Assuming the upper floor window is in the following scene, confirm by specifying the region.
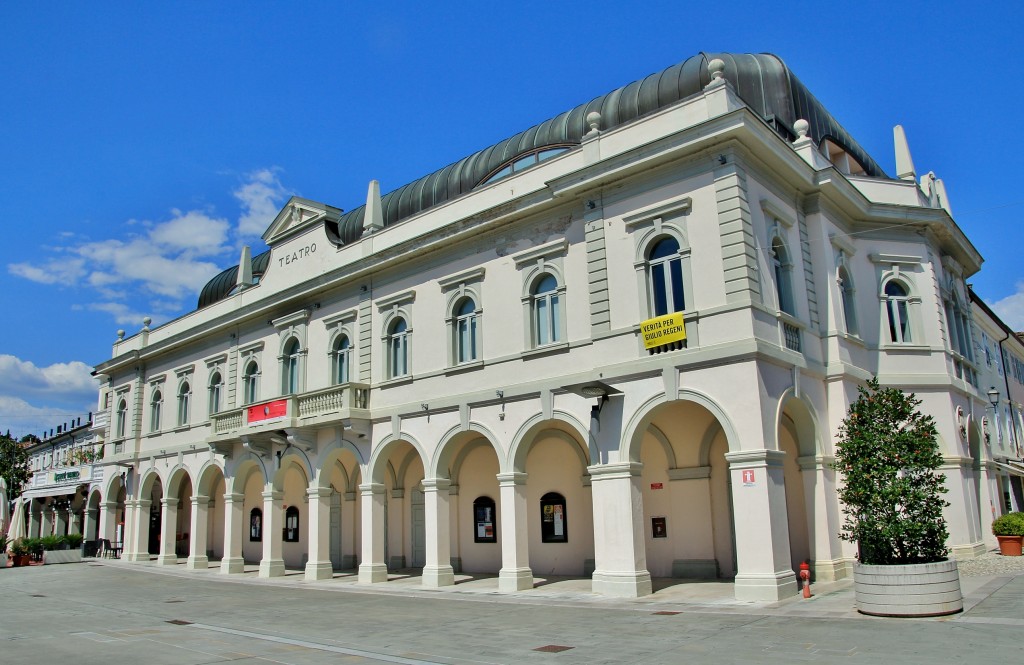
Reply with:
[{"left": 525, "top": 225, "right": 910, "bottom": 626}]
[
  {"left": 115, "top": 398, "right": 128, "bottom": 438},
  {"left": 944, "top": 295, "right": 974, "bottom": 362},
  {"left": 388, "top": 317, "right": 410, "bottom": 378},
  {"left": 647, "top": 237, "right": 684, "bottom": 317},
  {"left": 177, "top": 381, "right": 191, "bottom": 427},
  {"left": 243, "top": 361, "right": 260, "bottom": 405},
  {"left": 480, "top": 146, "right": 570, "bottom": 186},
  {"left": 333, "top": 334, "right": 351, "bottom": 384},
  {"left": 208, "top": 371, "right": 223, "bottom": 415},
  {"left": 837, "top": 264, "right": 858, "bottom": 336},
  {"left": 883, "top": 280, "right": 913, "bottom": 344},
  {"left": 454, "top": 297, "right": 479, "bottom": 363},
  {"left": 282, "top": 337, "right": 301, "bottom": 394},
  {"left": 532, "top": 274, "right": 562, "bottom": 347},
  {"left": 771, "top": 236, "right": 795, "bottom": 316},
  {"left": 149, "top": 390, "right": 163, "bottom": 433}
]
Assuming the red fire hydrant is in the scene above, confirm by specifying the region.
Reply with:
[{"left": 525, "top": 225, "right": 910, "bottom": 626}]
[{"left": 799, "top": 561, "right": 812, "bottom": 598}]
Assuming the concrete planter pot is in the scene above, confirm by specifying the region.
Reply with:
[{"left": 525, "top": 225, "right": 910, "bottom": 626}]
[
  {"left": 43, "top": 549, "right": 82, "bottom": 565},
  {"left": 854, "top": 560, "right": 963, "bottom": 617},
  {"left": 996, "top": 535, "right": 1023, "bottom": 557},
  {"left": 0, "top": 553, "right": 7, "bottom": 569}
]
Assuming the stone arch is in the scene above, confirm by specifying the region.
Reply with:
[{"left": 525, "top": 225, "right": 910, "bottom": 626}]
[
  {"left": 647, "top": 424, "right": 678, "bottom": 469},
  {"left": 622, "top": 388, "right": 741, "bottom": 463},
  {"left": 165, "top": 464, "right": 193, "bottom": 497},
  {"left": 104, "top": 468, "right": 127, "bottom": 498},
  {"left": 430, "top": 422, "right": 505, "bottom": 479},
  {"left": 195, "top": 460, "right": 226, "bottom": 497},
  {"left": 316, "top": 438, "right": 364, "bottom": 490},
  {"left": 775, "top": 389, "right": 822, "bottom": 457},
  {"left": 367, "top": 432, "right": 429, "bottom": 485},
  {"left": 228, "top": 453, "right": 269, "bottom": 495},
  {"left": 508, "top": 410, "right": 592, "bottom": 472},
  {"left": 273, "top": 450, "right": 312, "bottom": 491},
  {"left": 137, "top": 466, "right": 163, "bottom": 499}
]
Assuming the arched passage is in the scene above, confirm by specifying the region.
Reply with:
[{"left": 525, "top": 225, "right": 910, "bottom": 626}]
[
  {"left": 317, "top": 443, "right": 363, "bottom": 572},
  {"left": 777, "top": 394, "right": 818, "bottom": 575}
]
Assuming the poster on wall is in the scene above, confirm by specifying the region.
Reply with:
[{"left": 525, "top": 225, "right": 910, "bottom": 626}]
[{"left": 652, "top": 516, "right": 667, "bottom": 538}]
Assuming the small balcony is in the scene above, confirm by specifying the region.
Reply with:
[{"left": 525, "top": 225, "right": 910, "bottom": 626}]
[{"left": 209, "top": 383, "right": 370, "bottom": 441}]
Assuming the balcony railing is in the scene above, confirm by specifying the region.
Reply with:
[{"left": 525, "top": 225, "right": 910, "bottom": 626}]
[
  {"left": 210, "top": 382, "right": 370, "bottom": 436},
  {"left": 783, "top": 322, "right": 802, "bottom": 353}
]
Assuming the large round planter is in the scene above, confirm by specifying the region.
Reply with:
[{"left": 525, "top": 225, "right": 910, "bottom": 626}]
[
  {"left": 996, "top": 535, "right": 1023, "bottom": 557},
  {"left": 853, "top": 560, "right": 963, "bottom": 617}
]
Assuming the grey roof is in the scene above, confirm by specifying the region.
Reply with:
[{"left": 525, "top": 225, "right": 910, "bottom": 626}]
[
  {"left": 199, "top": 52, "right": 886, "bottom": 309},
  {"left": 197, "top": 249, "right": 270, "bottom": 309}
]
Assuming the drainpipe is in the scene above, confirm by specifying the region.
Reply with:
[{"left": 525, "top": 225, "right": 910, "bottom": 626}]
[{"left": 995, "top": 331, "right": 1018, "bottom": 455}]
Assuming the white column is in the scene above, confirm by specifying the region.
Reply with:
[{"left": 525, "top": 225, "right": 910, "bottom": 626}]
[
  {"left": 41, "top": 504, "right": 54, "bottom": 537},
  {"left": 726, "top": 450, "right": 798, "bottom": 601},
  {"left": 124, "top": 499, "right": 152, "bottom": 562},
  {"left": 29, "top": 503, "right": 41, "bottom": 538},
  {"left": 220, "top": 492, "right": 245, "bottom": 574},
  {"left": 156, "top": 497, "right": 179, "bottom": 565},
  {"left": 82, "top": 504, "right": 97, "bottom": 544},
  {"left": 798, "top": 455, "right": 846, "bottom": 581},
  {"left": 358, "top": 482, "right": 387, "bottom": 583},
  {"left": 187, "top": 495, "right": 210, "bottom": 569},
  {"left": 68, "top": 507, "right": 82, "bottom": 535},
  {"left": 588, "top": 462, "right": 652, "bottom": 597},
  {"left": 342, "top": 490, "right": 357, "bottom": 569},
  {"left": 497, "top": 472, "right": 533, "bottom": 592},
  {"left": 422, "top": 478, "right": 454, "bottom": 587},
  {"left": 55, "top": 506, "right": 69, "bottom": 536},
  {"left": 305, "top": 487, "right": 333, "bottom": 580},
  {"left": 258, "top": 489, "right": 285, "bottom": 577}
]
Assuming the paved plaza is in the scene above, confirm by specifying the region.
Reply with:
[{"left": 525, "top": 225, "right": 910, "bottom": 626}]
[{"left": 2, "top": 559, "right": 1023, "bottom": 664}]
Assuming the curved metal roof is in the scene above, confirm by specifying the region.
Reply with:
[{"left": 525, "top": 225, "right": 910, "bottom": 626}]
[
  {"left": 200, "top": 52, "right": 886, "bottom": 309},
  {"left": 197, "top": 249, "right": 270, "bottom": 309}
]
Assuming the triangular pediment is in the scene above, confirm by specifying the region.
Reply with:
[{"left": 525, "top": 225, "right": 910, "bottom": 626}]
[{"left": 263, "top": 196, "right": 342, "bottom": 245}]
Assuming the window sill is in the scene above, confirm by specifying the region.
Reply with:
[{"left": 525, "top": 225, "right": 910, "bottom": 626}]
[
  {"left": 881, "top": 343, "right": 931, "bottom": 353},
  {"left": 173, "top": 424, "right": 190, "bottom": 433},
  {"left": 521, "top": 342, "right": 570, "bottom": 360},
  {"left": 445, "top": 360, "right": 484, "bottom": 376},
  {"left": 379, "top": 375, "right": 414, "bottom": 388}
]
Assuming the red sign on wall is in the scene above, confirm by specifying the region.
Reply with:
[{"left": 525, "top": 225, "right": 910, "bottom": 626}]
[
  {"left": 247, "top": 399, "right": 288, "bottom": 424},
  {"left": 742, "top": 469, "right": 756, "bottom": 485},
  {"left": 650, "top": 483, "right": 664, "bottom": 490}
]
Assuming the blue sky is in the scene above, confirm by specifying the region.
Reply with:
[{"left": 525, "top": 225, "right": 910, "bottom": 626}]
[{"left": 2, "top": 2, "right": 1022, "bottom": 438}]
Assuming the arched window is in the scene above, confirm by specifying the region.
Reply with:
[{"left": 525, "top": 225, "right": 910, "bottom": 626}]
[
  {"left": 115, "top": 399, "right": 128, "bottom": 438},
  {"left": 282, "top": 338, "right": 301, "bottom": 394},
  {"left": 249, "top": 507, "right": 262, "bottom": 542},
  {"left": 243, "top": 361, "right": 260, "bottom": 405},
  {"left": 532, "top": 274, "right": 561, "bottom": 347},
  {"left": 473, "top": 496, "right": 496, "bottom": 543},
  {"left": 208, "top": 371, "right": 222, "bottom": 415},
  {"left": 480, "top": 146, "right": 570, "bottom": 185},
  {"left": 771, "top": 236, "right": 795, "bottom": 315},
  {"left": 647, "top": 237, "right": 684, "bottom": 316},
  {"left": 539, "top": 492, "right": 567, "bottom": 543},
  {"left": 837, "top": 264, "right": 858, "bottom": 336},
  {"left": 388, "top": 317, "right": 409, "bottom": 378},
  {"left": 454, "top": 297, "right": 478, "bottom": 363},
  {"left": 177, "top": 381, "right": 191, "bottom": 427},
  {"left": 283, "top": 506, "right": 300, "bottom": 542},
  {"left": 884, "top": 280, "right": 912, "bottom": 343},
  {"left": 333, "top": 335, "right": 351, "bottom": 384},
  {"left": 149, "top": 389, "right": 162, "bottom": 433}
]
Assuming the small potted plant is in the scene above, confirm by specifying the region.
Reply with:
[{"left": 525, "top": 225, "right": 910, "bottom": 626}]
[
  {"left": 10, "top": 539, "right": 31, "bottom": 567},
  {"left": 991, "top": 512, "right": 1024, "bottom": 556}
]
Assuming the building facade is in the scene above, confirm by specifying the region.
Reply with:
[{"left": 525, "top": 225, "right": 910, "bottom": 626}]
[{"left": 90, "top": 53, "right": 1012, "bottom": 601}]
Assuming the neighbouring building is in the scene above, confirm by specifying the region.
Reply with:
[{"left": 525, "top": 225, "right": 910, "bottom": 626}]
[{"left": 86, "top": 52, "right": 1020, "bottom": 600}]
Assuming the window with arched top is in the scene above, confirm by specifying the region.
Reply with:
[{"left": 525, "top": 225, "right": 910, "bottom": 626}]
[
  {"left": 208, "top": 371, "right": 222, "bottom": 415},
  {"left": 177, "top": 381, "right": 191, "bottom": 427},
  {"left": 333, "top": 334, "right": 351, "bottom": 384},
  {"left": 837, "top": 263, "right": 858, "bottom": 336},
  {"left": 282, "top": 337, "right": 301, "bottom": 394},
  {"left": 771, "top": 236, "right": 795, "bottom": 316},
  {"left": 243, "top": 361, "right": 260, "bottom": 405},
  {"left": 883, "top": 280, "right": 912, "bottom": 343},
  {"left": 480, "top": 146, "right": 570, "bottom": 186},
  {"left": 473, "top": 496, "right": 496, "bottom": 543},
  {"left": 388, "top": 317, "right": 410, "bottom": 378},
  {"left": 283, "top": 505, "right": 300, "bottom": 542},
  {"left": 249, "top": 507, "right": 262, "bottom": 542},
  {"left": 539, "top": 492, "right": 567, "bottom": 543},
  {"left": 532, "top": 274, "right": 561, "bottom": 347},
  {"left": 149, "top": 390, "right": 162, "bottom": 433},
  {"left": 454, "top": 297, "right": 479, "bottom": 364},
  {"left": 647, "top": 237, "right": 684, "bottom": 317},
  {"left": 116, "top": 398, "right": 128, "bottom": 438}
]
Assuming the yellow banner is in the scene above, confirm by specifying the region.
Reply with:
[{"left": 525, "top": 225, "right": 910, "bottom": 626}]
[{"left": 640, "top": 312, "right": 686, "bottom": 349}]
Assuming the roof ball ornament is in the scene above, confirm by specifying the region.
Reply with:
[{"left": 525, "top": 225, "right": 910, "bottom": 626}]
[
  {"left": 116, "top": 329, "right": 125, "bottom": 341},
  {"left": 586, "top": 111, "right": 601, "bottom": 136},
  {"left": 142, "top": 316, "right": 152, "bottom": 331},
  {"left": 794, "top": 118, "right": 810, "bottom": 140},
  {"left": 707, "top": 58, "right": 726, "bottom": 87}
]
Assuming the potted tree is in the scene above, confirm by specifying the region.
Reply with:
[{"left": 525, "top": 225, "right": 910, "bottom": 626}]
[
  {"left": 991, "top": 512, "right": 1024, "bottom": 556},
  {"left": 832, "top": 378, "right": 963, "bottom": 617},
  {"left": 9, "top": 539, "right": 31, "bottom": 567}
]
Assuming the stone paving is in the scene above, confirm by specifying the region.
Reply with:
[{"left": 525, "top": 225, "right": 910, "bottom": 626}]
[{"left": 2, "top": 555, "right": 1023, "bottom": 664}]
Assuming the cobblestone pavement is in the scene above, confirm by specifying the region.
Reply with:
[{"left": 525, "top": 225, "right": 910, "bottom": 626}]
[
  {"left": 2, "top": 560, "right": 1024, "bottom": 665},
  {"left": 955, "top": 549, "right": 1024, "bottom": 576}
]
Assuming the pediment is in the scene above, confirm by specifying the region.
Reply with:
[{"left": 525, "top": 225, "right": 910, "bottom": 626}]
[{"left": 263, "top": 196, "right": 342, "bottom": 245}]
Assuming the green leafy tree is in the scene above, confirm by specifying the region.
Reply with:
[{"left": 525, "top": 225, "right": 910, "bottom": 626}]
[
  {"left": 0, "top": 431, "right": 33, "bottom": 499},
  {"left": 832, "top": 378, "right": 950, "bottom": 565}
]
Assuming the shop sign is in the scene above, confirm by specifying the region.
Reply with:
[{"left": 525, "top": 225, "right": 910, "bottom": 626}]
[
  {"left": 640, "top": 312, "right": 686, "bottom": 350},
  {"left": 650, "top": 482, "right": 663, "bottom": 490},
  {"left": 247, "top": 399, "right": 289, "bottom": 425},
  {"left": 51, "top": 468, "right": 88, "bottom": 484}
]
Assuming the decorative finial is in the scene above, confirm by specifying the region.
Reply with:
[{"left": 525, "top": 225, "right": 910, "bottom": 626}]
[
  {"left": 117, "top": 329, "right": 125, "bottom": 340},
  {"left": 793, "top": 119, "right": 809, "bottom": 140},
  {"left": 708, "top": 58, "right": 726, "bottom": 83},
  {"left": 142, "top": 317, "right": 152, "bottom": 330},
  {"left": 586, "top": 111, "right": 601, "bottom": 135}
]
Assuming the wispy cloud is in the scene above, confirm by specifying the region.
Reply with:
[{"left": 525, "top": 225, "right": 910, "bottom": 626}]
[
  {"left": 0, "top": 354, "right": 97, "bottom": 403},
  {"left": 991, "top": 283, "right": 1024, "bottom": 331},
  {"left": 236, "top": 168, "right": 287, "bottom": 239}
]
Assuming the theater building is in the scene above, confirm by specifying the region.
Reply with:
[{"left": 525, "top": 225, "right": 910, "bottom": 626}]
[{"left": 91, "top": 52, "right": 1008, "bottom": 600}]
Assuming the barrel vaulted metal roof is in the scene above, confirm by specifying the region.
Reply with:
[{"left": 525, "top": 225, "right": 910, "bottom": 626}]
[{"left": 198, "top": 52, "right": 886, "bottom": 309}]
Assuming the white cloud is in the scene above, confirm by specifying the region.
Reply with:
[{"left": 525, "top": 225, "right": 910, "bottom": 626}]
[
  {"left": 0, "top": 395, "right": 93, "bottom": 441},
  {"left": 991, "top": 283, "right": 1024, "bottom": 331},
  {"left": 85, "top": 302, "right": 166, "bottom": 327},
  {"left": 236, "top": 168, "right": 287, "bottom": 238},
  {"left": 0, "top": 355, "right": 97, "bottom": 403},
  {"left": 8, "top": 257, "right": 86, "bottom": 285}
]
